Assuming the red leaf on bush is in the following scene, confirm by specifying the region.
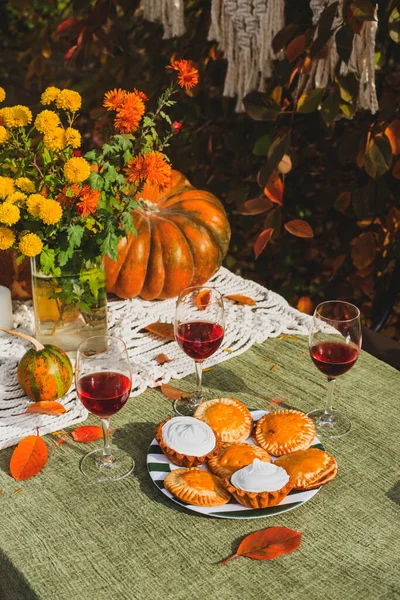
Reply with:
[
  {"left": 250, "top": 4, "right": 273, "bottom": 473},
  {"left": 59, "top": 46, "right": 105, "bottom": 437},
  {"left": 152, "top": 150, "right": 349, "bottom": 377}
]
[
  {"left": 56, "top": 18, "right": 81, "bottom": 35},
  {"left": 23, "top": 401, "right": 66, "bottom": 416},
  {"left": 10, "top": 432, "right": 48, "bottom": 481},
  {"left": 160, "top": 384, "right": 189, "bottom": 401},
  {"left": 286, "top": 34, "right": 306, "bottom": 62},
  {"left": 385, "top": 120, "right": 400, "bottom": 156},
  {"left": 225, "top": 294, "right": 256, "bottom": 306},
  {"left": 219, "top": 526, "right": 302, "bottom": 565},
  {"left": 351, "top": 231, "right": 376, "bottom": 270},
  {"left": 284, "top": 219, "right": 314, "bottom": 238},
  {"left": 334, "top": 191, "right": 351, "bottom": 213},
  {"left": 64, "top": 45, "right": 78, "bottom": 62},
  {"left": 254, "top": 228, "right": 274, "bottom": 259},
  {"left": 237, "top": 197, "right": 272, "bottom": 215},
  {"left": 72, "top": 426, "right": 103, "bottom": 443},
  {"left": 297, "top": 296, "right": 314, "bottom": 315},
  {"left": 264, "top": 171, "right": 283, "bottom": 205},
  {"left": 156, "top": 353, "right": 173, "bottom": 365},
  {"left": 144, "top": 323, "right": 175, "bottom": 341}
]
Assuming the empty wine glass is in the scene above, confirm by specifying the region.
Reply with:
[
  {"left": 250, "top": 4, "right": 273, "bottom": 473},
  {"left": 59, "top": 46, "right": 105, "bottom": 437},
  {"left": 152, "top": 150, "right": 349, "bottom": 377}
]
[
  {"left": 174, "top": 286, "right": 225, "bottom": 416},
  {"left": 75, "top": 335, "right": 134, "bottom": 481},
  {"left": 308, "top": 301, "right": 362, "bottom": 438}
]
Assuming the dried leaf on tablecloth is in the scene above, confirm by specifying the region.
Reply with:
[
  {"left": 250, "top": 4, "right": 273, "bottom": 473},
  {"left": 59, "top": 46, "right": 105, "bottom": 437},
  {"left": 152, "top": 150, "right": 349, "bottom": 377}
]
[
  {"left": 195, "top": 289, "right": 211, "bottom": 310},
  {"left": 161, "top": 383, "right": 189, "bottom": 401},
  {"left": 10, "top": 432, "right": 48, "bottom": 481},
  {"left": 71, "top": 425, "right": 103, "bottom": 442},
  {"left": 144, "top": 322, "right": 175, "bottom": 340},
  {"left": 219, "top": 527, "right": 302, "bottom": 565},
  {"left": 156, "top": 353, "right": 173, "bottom": 365},
  {"left": 23, "top": 401, "right": 66, "bottom": 416},
  {"left": 225, "top": 294, "right": 256, "bottom": 306}
]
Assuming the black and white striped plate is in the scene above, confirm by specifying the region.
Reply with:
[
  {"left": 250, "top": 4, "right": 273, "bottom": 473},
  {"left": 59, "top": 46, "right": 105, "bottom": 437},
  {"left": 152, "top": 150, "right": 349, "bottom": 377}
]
[{"left": 147, "top": 409, "right": 324, "bottom": 519}]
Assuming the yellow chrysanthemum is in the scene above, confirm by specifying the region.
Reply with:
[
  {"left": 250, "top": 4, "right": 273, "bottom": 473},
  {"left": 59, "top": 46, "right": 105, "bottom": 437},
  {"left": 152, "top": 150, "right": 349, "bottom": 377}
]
[
  {"left": 11, "top": 105, "right": 32, "bottom": 127},
  {"left": 34, "top": 110, "right": 60, "bottom": 134},
  {"left": 26, "top": 193, "right": 46, "bottom": 217},
  {"left": 0, "top": 202, "right": 20, "bottom": 225},
  {"left": 0, "top": 227, "right": 15, "bottom": 250},
  {"left": 0, "top": 107, "right": 16, "bottom": 127},
  {"left": 64, "top": 157, "right": 90, "bottom": 183},
  {"left": 0, "top": 176, "right": 15, "bottom": 199},
  {"left": 5, "top": 191, "right": 27, "bottom": 204},
  {"left": 41, "top": 86, "right": 61, "bottom": 105},
  {"left": 0, "top": 87, "right": 5, "bottom": 103},
  {"left": 43, "top": 127, "right": 66, "bottom": 152},
  {"left": 18, "top": 232, "right": 43, "bottom": 257},
  {"left": 56, "top": 89, "right": 82, "bottom": 113},
  {"left": 0, "top": 126, "right": 8, "bottom": 144},
  {"left": 64, "top": 127, "right": 81, "bottom": 148},
  {"left": 16, "top": 177, "right": 35, "bottom": 193},
  {"left": 39, "top": 198, "right": 63, "bottom": 225}
]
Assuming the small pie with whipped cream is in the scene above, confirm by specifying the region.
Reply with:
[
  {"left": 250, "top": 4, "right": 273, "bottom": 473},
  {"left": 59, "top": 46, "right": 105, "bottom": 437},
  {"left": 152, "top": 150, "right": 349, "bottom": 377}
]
[
  {"left": 208, "top": 442, "right": 272, "bottom": 479},
  {"left": 164, "top": 467, "right": 231, "bottom": 506},
  {"left": 194, "top": 398, "right": 253, "bottom": 443},
  {"left": 254, "top": 409, "right": 315, "bottom": 456},
  {"left": 155, "top": 416, "right": 219, "bottom": 467},
  {"left": 275, "top": 448, "right": 337, "bottom": 490},
  {"left": 223, "top": 458, "right": 292, "bottom": 508}
]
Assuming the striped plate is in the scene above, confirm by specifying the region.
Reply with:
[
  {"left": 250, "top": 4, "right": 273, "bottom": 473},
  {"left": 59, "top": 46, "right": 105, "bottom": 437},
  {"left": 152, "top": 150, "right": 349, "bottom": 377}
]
[{"left": 147, "top": 409, "right": 324, "bottom": 519}]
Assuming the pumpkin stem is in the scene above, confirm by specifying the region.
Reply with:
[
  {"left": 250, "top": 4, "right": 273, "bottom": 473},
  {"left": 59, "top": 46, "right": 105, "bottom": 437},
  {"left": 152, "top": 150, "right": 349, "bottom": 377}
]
[{"left": 0, "top": 328, "right": 45, "bottom": 351}]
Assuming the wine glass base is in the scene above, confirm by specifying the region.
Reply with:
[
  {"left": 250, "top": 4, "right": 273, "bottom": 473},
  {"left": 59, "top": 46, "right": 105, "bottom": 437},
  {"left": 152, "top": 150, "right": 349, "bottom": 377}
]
[
  {"left": 174, "top": 397, "right": 202, "bottom": 416},
  {"left": 307, "top": 408, "right": 352, "bottom": 439},
  {"left": 79, "top": 447, "right": 134, "bottom": 482}
]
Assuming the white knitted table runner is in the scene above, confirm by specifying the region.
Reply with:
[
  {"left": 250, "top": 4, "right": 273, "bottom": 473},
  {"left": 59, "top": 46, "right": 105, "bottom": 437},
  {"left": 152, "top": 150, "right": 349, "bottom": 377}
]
[{"left": 0, "top": 267, "right": 311, "bottom": 449}]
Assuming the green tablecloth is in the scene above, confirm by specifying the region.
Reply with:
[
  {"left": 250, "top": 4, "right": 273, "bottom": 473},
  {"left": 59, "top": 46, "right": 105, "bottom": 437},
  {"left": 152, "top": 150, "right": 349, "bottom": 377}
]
[{"left": 0, "top": 336, "right": 399, "bottom": 600}]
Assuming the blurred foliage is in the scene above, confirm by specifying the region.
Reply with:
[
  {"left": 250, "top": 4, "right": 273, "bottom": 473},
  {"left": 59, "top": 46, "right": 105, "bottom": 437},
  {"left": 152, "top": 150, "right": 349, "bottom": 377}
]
[{"left": 0, "top": 0, "right": 400, "bottom": 335}]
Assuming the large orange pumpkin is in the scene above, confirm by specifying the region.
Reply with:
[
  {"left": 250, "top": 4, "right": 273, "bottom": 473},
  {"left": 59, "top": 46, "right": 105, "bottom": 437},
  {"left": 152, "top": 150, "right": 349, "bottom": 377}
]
[{"left": 105, "top": 171, "right": 231, "bottom": 300}]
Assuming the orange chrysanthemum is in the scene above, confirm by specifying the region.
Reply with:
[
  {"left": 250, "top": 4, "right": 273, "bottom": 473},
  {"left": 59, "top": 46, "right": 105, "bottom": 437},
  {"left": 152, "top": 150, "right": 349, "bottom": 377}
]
[
  {"left": 133, "top": 88, "right": 148, "bottom": 102},
  {"left": 125, "top": 155, "right": 146, "bottom": 185},
  {"left": 114, "top": 92, "right": 145, "bottom": 134},
  {"left": 125, "top": 151, "right": 171, "bottom": 190},
  {"left": 56, "top": 184, "right": 81, "bottom": 208},
  {"left": 103, "top": 88, "right": 127, "bottom": 112},
  {"left": 76, "top": 184, "right": 100, "bottom": 217},
  {"left": 167, "top": 59, "right": 199, "bottom": 90}
]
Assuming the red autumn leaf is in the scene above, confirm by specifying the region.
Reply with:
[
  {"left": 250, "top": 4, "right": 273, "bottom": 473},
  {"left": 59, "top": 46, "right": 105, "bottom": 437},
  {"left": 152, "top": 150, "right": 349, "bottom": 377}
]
[
  {"left": 71, "top": 425, "right": 103, "bottom": 443},
  {"left": 334, "top": 191, "right": 351, "bottom": 213},
  {"left": 254, "top": 228, "right": 274, "bottom": 259},
  {"left": 56, "top": 18, "right": 81, "bottom": 35},
  {"left": 351, "top": 231, "right": 376, "bottom": 270},
  {"left": 23, "top": 401, "right": 66, "bottom": 416},
  {"left": 264, "top": 171, "right": 283, "bottom": 206},
  {"left": 225, "top": 294, "right": 257, "bottom": 306},
  {"left": 219, "top": 526, "right": 302, "bottom": 565},
  {"left": 195, "top": 289, "right": 211, "bottom": 310},
  {"left": 64, "top": 45, "right": 78, "bottom": 62},
  {"left": 237, "top": 197, "right": 272, "bottom": 215},
  {"left": 156, "top": 353, "right": 173, "bottom": 365},
  {"left": 286, "top": 34, "right": 306, "bottom": 62},
  {"left": 10, "top": 433, "right": 48, "bottom": 481},
  {"left": 284, "top": 219, "right": 314, "bottom": 238},
  {"left": 144, "top": 322, "right": 175, "bottom": 341},
  {"left": 297, "top": 296, "right": 314, "bottom": 315},
  {"left": 160, "top": 384, "right": 189, "bottom": 401},
  {"left": 385, "top": 120, "right": 400, "bottom": 156}
]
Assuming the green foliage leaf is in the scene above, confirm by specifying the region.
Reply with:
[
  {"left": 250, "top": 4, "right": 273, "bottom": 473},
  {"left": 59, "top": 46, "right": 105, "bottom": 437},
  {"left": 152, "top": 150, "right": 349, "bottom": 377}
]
[
  {"left": 364, "top": 134, "right": 393, "bottom": 179},
  {"left": 243, "top": 91, "right": 280, "bottom": 121},
  {"left": 336, "top": 25, "right": 354, "bottom": 64},
  {"left": 311, "top": 1, "right": 339, "bottom": 58},
  {"left": 336, "top": 73, "right": 359, "bottom": 105},
  {"left": 88, "top": 171, "right": 104, "bottom": 191},
  {"left": 85, "top": 149, "right": 101, "bottom": 161},
  {"left": 272, "top": 24, "right": 298, "bottom": 54},
  {"left": 252, "top": 135, "right": 272, "bottom": 156},
  {"left": 321, "top": 92, "right": 340, "bottom": 127},
  {"left": 67, "top": 224, "right": 85, "bottom": 249},
  {"left": 389, "top": 8, "right": 400, "bottom": 43},
  {"left": 350, "top": 0, "right": 376, "bottom": 21},
  {"left": 258, "top": 134, "right": 290, "bottom": 187},
  {"left": 297, "top": 88, "right": 325, "bottom": 113},
  {"left": 120, "top": 211, "right": 135, "bottom": 234},
  {"left": 39, "top": 247, "right": 61, "bottom": 276}
]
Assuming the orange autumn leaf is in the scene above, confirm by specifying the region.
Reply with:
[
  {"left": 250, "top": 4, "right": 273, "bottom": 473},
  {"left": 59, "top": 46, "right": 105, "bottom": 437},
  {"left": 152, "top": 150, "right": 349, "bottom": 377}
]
[
  {"left": 71, "top": 425, "right": 103, "bottom": 442},
  {"left": 385, "top": 120, "right": 400, "bottom": 156},
  {"left": 24, "top": 401, "right": 66, "bottom": 416},
  {"left": 254, "top": 228, "right": 274, "bottom": 259},
  {"left": 334, "top": 191, "right": 351, "bottom": 213},
  {"left": 297, "top": 296, "right": 314, "bottom": 315},
  {"left": 144, "top": 322, "right": 175, "bottom": 341},
  {"left": 196, "top": 289, "right": 211, "bottom": 310},
  {"left": 351, "top": 231, "right": 376, "bottom": 270},
  {"left": 286, "top": 34, "right": 306, "bottom": 63},
  {"left": 264, "top": 171, "right": 283, "bottom": 206},
  {"left": 219, "top": 526, "right": 302, "bottom": 565},
  {"left": 10, "top": 433, "right": 48, "bottom": 481},
  {"left": 225, "top": 294, "right": 256, "bottom": 306},
  {"left": 284, "top": 219, "right": 314, "bottom": 238},
  {"left": 236, "top": 197, "right": 273, "bottom": 216},
  {"left": 156, "top": 353, "right": 173, "bottom": 365},
  {"left": 160, "top": 383, "right": 189, "bottom": 401}
]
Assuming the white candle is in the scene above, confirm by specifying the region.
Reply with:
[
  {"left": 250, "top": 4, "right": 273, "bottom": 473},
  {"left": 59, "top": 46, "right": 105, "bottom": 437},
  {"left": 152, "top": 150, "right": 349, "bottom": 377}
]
[{"left": 0, "top": 285, "right": 13, "bottom": 334}]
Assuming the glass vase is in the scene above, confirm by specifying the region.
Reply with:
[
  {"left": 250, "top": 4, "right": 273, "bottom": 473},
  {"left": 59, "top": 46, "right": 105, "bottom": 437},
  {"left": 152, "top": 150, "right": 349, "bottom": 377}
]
[{"left": 31, "top": 254, "right": 108, "bottom": 355}]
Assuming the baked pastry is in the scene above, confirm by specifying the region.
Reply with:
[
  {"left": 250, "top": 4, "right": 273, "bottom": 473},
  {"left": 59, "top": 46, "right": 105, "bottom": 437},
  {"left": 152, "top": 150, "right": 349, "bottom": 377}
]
[
  {"left": 254, "top": 409, "right": 315, "bottom": 456},
  {"left": 164, "top": 467, "right": 231, "bottom": 506},
  {"left": 208, "top": 442, "right": 271, "bottom": 479},
  {"left": 155, "top": 416, "right": 219, "bottom": 467},
  {"left": 275, "top": 448, "right": 337, "bottom": 490},
  {"left": 194, "top": 398, "right": 253, "bottom": 443},
  {"left": 223, "top": 458, "right": 292, "bottom": 508}
]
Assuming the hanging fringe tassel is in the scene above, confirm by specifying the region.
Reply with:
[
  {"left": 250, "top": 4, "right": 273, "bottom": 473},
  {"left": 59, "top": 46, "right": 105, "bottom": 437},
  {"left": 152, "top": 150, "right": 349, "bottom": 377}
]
[
  {"left": 304, "top": 0, "right": 378, "bottom": 114},
  {"left": 142, "top": 0, "right": 185, "bottom": 39},
  {"left": 208, "top": 0, "right": 285, "bottom": 112}
]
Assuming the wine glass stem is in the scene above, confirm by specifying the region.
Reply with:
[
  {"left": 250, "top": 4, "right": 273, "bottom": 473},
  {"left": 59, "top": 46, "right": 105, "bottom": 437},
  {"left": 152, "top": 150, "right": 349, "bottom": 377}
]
[
  {"left": 194, "top": 360, "right": 203, "bottom": 401},
  {"left": 101, "top": 417, "right": 112, "bottom": 458},
  {"left": 324, "top": 378, "right": 336, "bottom": 417}
]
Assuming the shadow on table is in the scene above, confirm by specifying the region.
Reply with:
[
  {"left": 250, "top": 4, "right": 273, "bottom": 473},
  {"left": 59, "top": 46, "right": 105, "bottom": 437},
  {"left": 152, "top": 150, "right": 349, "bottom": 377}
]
[
  {"left": 203, "top": 364, "right": 252, "bottom": 395},
  {"left": 0, "top": 552, "right": 40, "bottom": 600},
  {"left": 0, "top": 446, "right": 13, "bottom": 476}
]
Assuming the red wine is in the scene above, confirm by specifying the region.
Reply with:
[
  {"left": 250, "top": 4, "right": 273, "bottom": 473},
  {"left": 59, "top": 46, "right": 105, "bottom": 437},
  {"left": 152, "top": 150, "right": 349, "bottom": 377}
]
[
  {"left": 311, "top": 341, "right": 359, "bottom": 378},
  {"left": 176, "top": 321, "right": 224, "bottom": 361},
  {"left": 77, "top": 371, "right": 131, "bottom": 417}
]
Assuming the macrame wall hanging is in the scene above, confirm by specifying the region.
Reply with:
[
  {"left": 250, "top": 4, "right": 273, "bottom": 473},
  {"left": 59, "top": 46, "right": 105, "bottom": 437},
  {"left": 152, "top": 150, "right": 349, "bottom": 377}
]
[{"left": 141, "top": 0, "right": 379, "bottom": 114}]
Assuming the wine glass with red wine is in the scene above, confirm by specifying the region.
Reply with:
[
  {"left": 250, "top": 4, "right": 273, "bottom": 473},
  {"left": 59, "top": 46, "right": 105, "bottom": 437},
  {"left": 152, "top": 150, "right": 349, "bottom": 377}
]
[
  {"left": 75, "top": 335, "right": 134, "bottom": 481},
  {"left": 308, "top": 301, "right": 362, "bottom": 438},
  {"left": 174, "top": 286, "right": 225, "bottom": 416}
]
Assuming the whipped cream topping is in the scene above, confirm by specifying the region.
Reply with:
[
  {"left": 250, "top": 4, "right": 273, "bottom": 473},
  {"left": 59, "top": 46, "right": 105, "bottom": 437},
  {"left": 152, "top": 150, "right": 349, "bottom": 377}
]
[
  {"left": 230, "top": 458, "right": 290, "bottom": 493},
  {"left": 162, "top": 417, "right": 216, "bottom": 456}
]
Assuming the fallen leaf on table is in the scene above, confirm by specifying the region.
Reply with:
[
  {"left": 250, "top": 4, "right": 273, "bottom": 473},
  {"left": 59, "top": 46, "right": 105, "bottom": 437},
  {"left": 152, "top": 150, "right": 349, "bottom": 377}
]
[
  {"left": 223, "top": 348, "right": 233, "bottom": 353},
  {"left": 71, "top": 425, "right": 103, "bottom": 442},
  {"left": 14, "top": 488, "right": 23, "bottom": 494},
  {"left": 270, "top": 365, "right": 277, "bottom": 371},
  {"left": 219, "top": 526, "right": 302, "bottom": 566},
  {"left": 22, "top": 401, "right": 66, "bottom": 416},
  {"left": 10, "top": 432, "right": 48, "bottom": 481},
  {"left": 144, "top": 322, "right": 175, "bottom": 340},
  {"left": 196, "top": 289, "right": 211, "bottom": 310},
  {"left": 224, "top": 294, "right": 256, "bottom": 306},
  {"left": 54, "top": 433, "right": 70, "bottom": 446},
  {"left": 203, "top": 367, "right": 212, "bottom": 373},
  {"left": 161, "top": 383, "right": 189, "bottom": 401},
  {"left": 156, "top": 353, "right": 173, "bottom": 365}
]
